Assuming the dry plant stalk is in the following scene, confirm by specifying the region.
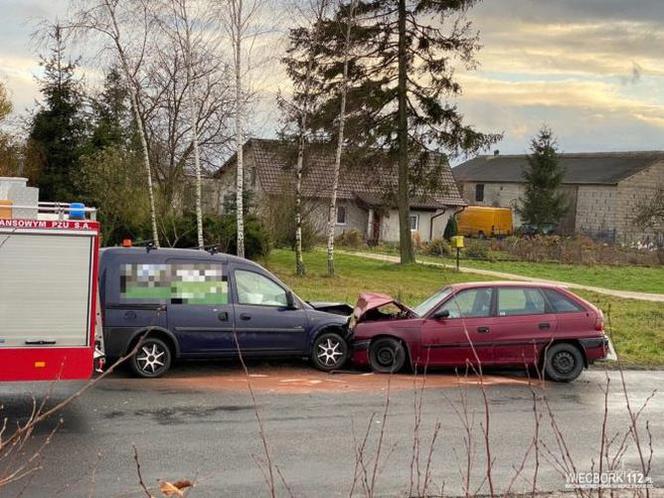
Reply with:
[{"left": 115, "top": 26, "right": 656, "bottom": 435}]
[{"left": 232, "top": 331, "right": 278, "bottom": 498}]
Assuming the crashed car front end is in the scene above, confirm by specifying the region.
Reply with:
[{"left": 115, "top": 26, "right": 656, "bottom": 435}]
[{"left": 348, "top": 292, "right": 419, "bottom": 367}]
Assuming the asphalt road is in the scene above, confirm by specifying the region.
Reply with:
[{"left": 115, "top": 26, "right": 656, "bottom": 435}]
[{"left": 1, "top": 362, "right": 662, "bottom": 497}]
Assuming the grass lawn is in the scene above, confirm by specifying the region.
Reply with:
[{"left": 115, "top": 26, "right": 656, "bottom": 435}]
[
  {"left": 429, "top": 257, "right": 664, "bottom": 294},
  {"left": 361, "top": 246, "right": 664, "bottom": 294},
  {"left": 263, "top": 249, "right": 664, "bottom": 367}
]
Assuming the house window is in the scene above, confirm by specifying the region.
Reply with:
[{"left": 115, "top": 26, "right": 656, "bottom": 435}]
[
  {"left": 336, "top": 206, "right": 347, "bottom": 225},
  {"left": 409, "top": 214, "right": 419, "bottom": 231},
  {"left": 475, "top": 184, "right": 485, "bottom": 202}
]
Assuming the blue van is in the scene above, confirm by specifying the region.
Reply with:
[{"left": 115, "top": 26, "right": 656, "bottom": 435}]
[{"left": 99, "top": 247, "right": 351, "bottom": 377}]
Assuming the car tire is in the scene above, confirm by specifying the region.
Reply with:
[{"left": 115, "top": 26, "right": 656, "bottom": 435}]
[
  {"left": 311, "top": 332, "right": 348, "bottom": 372},
  {"left": 369, "top": 338, "right": 406, "bottom": 373},
  {"left": 544, "top": 343, "right": 584, "bottom": 382},
  {"left": 130, "top": 337, "right": 172, "bottom": 378}
]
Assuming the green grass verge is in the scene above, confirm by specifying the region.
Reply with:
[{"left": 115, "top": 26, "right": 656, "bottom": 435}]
[
  {"left": 425, "top": 257, "right": 664, "bottom": 294},
  {"left": 360, "top": 246, "right": 664, "bottom": 294},
  {"left": 263, "top": 249, "right": 664, "bottom": 367}
]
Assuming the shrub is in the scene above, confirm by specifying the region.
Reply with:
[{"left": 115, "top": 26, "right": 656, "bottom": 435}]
[
  {"left": 411, "top": 231, "right": 423, "bottom": 252},
  {"left": 263, "top": 194, "right": 319, "bottom": 251},
  {"left": 443, "top": 216, "right": 458, "bottom": 239},
  {"left": 217, "top": 214, "right": 271, "bottom": 259},
  {"left": 157, "top": 212, "right": 271, "bottom": 260},
  {"left": 335, "top": 228, "right": 365, "bottom": 249},
  {"left": 465, "top": 239, "right": 490, "bottom": 260},
  {"left": 424, "top": 238, "right": 452, "bottom": 257}
]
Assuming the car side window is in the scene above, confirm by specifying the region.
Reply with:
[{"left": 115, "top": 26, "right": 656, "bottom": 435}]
[
  {"left": 498, "top": 287, "right": 546, "bottom": 316},
  {"left": 438, "top": 288, "right": 493, "bottom": 319},
  {"left": 543, "top": 289, "right": 585, "bottom": 313},
  {"left": 121, "top": 261, "right": 228, "bottom": 305},
  {"left": 235, "top": 270, "right": 288, "bottom": 307}
]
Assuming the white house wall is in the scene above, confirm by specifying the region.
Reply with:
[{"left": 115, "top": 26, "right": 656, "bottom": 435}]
[{"left": 380, "top": 208, "right": 450, "bottom": 243}]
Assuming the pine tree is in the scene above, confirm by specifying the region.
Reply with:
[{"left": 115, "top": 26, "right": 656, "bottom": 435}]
[
  {"left": 89, "top": 66, "right": 131, "bottom": 150},
  {"left": 287, "top": 0, "right": 499, "bottom": 263},
  {"left": 520, "top": 126, "right": 567, "bottom": 228},
  {"left": 29, "top": 25, "right": 87, "bottom": 202}
]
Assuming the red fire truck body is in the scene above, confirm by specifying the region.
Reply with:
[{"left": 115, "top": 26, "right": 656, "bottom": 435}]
[{"left": 0, "top": 216, "right": 101, "bottom": 382}]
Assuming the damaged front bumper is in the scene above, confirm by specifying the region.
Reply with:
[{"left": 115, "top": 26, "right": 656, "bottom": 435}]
[{"left": 350, "top": 339, "right": 371, "bottom": 366}]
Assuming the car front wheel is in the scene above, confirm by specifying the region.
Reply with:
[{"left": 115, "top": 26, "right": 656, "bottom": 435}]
[
  {"left": 544, "top": 343, "right": 584, "bottom": 382},
  {"left": 131, "top": 337, "right": 172, "bottom": 378},
  {"left": 369, "top": 338, "right": 406, "bottom": 373},
  {"left": 311, "top": 332, "right": 348, "bottom": 372}
]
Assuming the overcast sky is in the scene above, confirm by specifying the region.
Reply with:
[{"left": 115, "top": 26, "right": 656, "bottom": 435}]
[{"left": 1, "top": 0, "right": 663, "bottom": 157}]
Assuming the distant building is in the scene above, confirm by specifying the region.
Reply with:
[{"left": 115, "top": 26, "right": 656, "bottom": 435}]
[
  {"left": 213, "top": 138, "right": 466, "bottom": 243},
  {"left": 453, "top": 151, "right": 664, "bottom": 244}
]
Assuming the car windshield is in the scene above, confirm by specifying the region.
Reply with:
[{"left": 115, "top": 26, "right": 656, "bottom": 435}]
[{"left": 413, "top": 287, "right": 453, "bottom": 317}]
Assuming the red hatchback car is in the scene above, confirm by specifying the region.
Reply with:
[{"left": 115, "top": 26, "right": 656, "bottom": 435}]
[{"left": 351, "top": 282, "right": 615, "bottom": 382}]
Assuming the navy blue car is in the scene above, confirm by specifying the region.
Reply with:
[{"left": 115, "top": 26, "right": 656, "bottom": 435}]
[{"left": 99, "top": 247, "right": 351, "bottom": 377}]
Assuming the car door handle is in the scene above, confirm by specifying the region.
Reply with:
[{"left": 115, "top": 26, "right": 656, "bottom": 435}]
[
  {"left": 477, "top": 326, "right": 490, "bottom": 334},
  {"left": 240, "top": 313, "right": 251, "bottom": 321},
  {"left": 539, "top": 322, "right": 551, "bottom": 330},
  {"left": 218, "top": 311, "right": 229, "bottom": 321}
]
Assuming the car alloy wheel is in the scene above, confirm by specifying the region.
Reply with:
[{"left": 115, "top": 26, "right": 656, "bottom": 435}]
[
  {"left": 132, "top": 338, "right": 172, "bottom": 378},
  {"left": 369, "top": 338, "right": 406, "bottom": 374},
  {"left": 544, "top": 343, "right": 583, "bottom": 382},
  {"left": 312, "top": 332, "right": 348, "bottom": 372}
]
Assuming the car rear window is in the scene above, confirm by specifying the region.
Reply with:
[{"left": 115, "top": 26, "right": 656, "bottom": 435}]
[
  {"left": 498, "top": 287, "right": 546, "bottom": 316},
  {"left": 542, "top": 289, "right": 585, "bottom": 313}
]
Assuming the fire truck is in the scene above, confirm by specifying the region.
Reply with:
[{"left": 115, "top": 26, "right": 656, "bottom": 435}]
[{"left": 0, "top": 177, "right": 103, "bottom": 382}]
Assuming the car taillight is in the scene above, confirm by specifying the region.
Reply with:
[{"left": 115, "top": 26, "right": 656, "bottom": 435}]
[{"left": 594, "top": 311, "right": 604, "bottom": 331}]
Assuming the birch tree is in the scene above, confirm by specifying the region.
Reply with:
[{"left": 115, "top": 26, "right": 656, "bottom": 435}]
[
  {"left": 325, "top": 0, "right": 357, "bottom": 276},
  {"left": 218, "top": 0, "right": 256, "bottom": 258},
  {"left": 160, "top": 0, "right": 219, "bottom": 249},
  {"left": 67, "top": 0, "right": 161, "bottom": 247},
  {"left": 280, "top": 0, "right": 330, "bottom": 276}
]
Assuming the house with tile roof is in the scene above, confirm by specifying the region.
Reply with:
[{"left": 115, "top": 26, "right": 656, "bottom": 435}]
[
  {"left": 452, "top": 151, "right": 664, "bottom": 243},
  {"left": 213, "top": 138, "right": 466, "bottom": 243}
]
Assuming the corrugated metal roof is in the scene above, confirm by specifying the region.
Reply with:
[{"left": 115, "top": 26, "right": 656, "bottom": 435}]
[
  {"left": 453, "top": 151, "right": 664, "bottom": 185},
  {"left": 216, "top": 138, "right": 466, "bottom": 208}
]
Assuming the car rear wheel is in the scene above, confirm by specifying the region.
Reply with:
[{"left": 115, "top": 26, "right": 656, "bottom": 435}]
[
  {"left": 131, "top": 337, "right": 172, "bottom": 378},
  {"left": 544, "top": 343, "right": 584, "bottom": 382},
  {"left": 369, "top": 338, "right": 406, "bottom": 373},
  {"left": 311, "top": 332, "right": 348, "bottom": 372}
]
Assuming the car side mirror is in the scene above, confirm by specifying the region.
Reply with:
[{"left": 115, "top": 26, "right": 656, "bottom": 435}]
[
  {"left": 433, "top": 309, "right": 450, "bottom": 320},
  {"left": 285, "top": 291, "right": 297, "bottom": 309}
]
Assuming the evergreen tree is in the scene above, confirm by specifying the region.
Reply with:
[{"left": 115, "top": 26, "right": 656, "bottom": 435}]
[
  {"left": 89, "top": 66, "right": 131, "bottom": 150},
  {"left": 29, "top": 25, "right": 87, "bottom": 201},
  {"left": 520, "top": 126, "right": 567, "bottom": 228},
  {"left": 285, "top": 0, "right": 500, "bottom": 263}
]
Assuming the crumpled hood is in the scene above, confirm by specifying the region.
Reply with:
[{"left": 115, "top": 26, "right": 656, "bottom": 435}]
[{"left": 349, "top": 292, "right": 402, "bottom": 329}]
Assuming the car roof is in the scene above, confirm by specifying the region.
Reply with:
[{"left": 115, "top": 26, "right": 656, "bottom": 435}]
[
  {"left": 448, "top": 281, "right": 566, "bottom": 291},
  {"left": 100, "top": 247, "right": 261, "bottom": 268}
]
